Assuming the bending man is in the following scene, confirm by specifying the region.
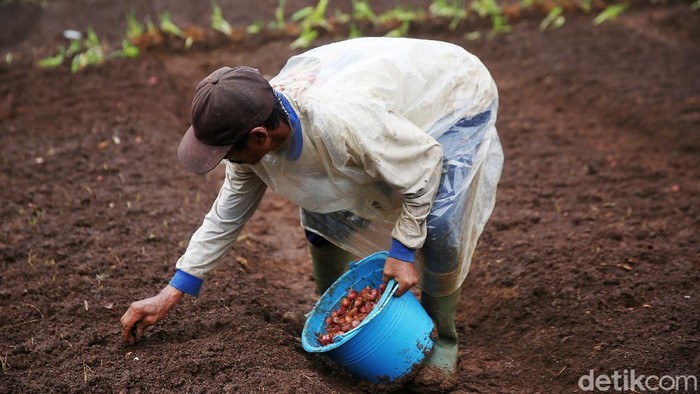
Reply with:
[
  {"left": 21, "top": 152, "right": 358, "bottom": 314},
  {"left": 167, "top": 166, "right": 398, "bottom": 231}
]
[{"left": 121, "top": 37, "right": 503, "bottom": 387}]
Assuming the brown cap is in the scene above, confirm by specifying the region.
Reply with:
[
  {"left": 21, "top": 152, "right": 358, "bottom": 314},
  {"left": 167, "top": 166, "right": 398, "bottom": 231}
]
[{"left": 177, "top": 66, "right": 274, "bottom": 173}]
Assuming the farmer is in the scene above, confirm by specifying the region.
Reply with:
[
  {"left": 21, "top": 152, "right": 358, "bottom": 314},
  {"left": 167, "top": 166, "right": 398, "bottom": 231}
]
[{"left": 121, "top": 37, "right": 503, "bottom": 387}]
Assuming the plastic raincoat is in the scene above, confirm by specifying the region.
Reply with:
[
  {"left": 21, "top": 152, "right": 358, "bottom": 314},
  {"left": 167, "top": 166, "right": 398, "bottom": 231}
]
[{"left": 172, "top": 37, "right": 503, "bottom": 297}]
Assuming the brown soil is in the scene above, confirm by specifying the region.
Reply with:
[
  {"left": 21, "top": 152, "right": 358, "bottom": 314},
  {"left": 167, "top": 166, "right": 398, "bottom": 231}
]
[{"left": 1, "top": 1, "right": 698, "bottom": 393}]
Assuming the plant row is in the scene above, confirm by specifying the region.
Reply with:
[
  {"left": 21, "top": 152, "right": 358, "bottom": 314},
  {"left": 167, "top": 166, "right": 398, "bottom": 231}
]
[{"left": 33, "top": 0, "right": 659, "bottom": 73}]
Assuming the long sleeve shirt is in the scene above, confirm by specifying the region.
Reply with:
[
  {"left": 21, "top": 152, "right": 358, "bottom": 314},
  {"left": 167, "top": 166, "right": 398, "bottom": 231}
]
[{"left": 171, "top": 37, "right": 498, "bottom": 296}]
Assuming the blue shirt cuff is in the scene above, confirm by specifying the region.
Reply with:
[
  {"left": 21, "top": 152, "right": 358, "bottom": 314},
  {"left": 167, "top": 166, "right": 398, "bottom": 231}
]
[
  {"left": 388, "top": 238, "right": 416, "bottom": 263},
  {"left": 169, "top": 269, "right": 203, "bottom": 297}
]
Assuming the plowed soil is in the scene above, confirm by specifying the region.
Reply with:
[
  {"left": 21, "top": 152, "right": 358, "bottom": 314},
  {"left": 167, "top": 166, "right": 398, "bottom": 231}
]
[{"left": 1, "top": 1, "right": 698, "bottom": 392}]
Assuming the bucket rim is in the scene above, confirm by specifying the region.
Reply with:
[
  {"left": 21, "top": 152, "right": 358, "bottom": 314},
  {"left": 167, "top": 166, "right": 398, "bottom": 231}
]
[{"left": 302, "top": 251, "right": 398, "bottom": 352}]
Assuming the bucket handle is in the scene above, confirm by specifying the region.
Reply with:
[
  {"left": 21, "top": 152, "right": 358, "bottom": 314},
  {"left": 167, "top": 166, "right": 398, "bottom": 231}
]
[{"left": 348, "top": 259, "right": 362, "bottom": 270}]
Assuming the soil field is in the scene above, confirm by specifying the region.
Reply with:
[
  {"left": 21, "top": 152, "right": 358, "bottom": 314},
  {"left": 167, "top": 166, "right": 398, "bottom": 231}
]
[{"left": 1, "top": 0, "right": 698, "bottom": 393}]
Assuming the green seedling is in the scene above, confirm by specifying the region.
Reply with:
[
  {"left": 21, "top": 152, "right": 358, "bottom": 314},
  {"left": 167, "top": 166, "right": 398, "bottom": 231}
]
[
  {"left": 348, "top": 23, "right": 363, "bottom": 38},
  {"left": 268, "top": 0, "right": 287, "bottom": 31},
  {"left": 158, "top": 11, "right": 183, "bottom": 37},
  {"left": 290, "top": 0, "right": 329, "bottom": 30},
  {"left": 491, "top": 15, "right": 512, "bottom": 34},
  {"left": 581, "top": 0, "right": 592, "bottom": 13},
  {"left": 692, "top": 0, "right": 700, "bottom": 10},
  {"left": 464, "top": 31, "right": 482, "bottom": 41},
  {"left": 429, "top": 0, "right": 468, "bottom": 30},
  {"left": 5, "top": 52, "right": 13, "bottom": 65},
  {"left": 385, "top": 20, "right": 411, "bottom": 37},
  {"left": 333, "top": 7, "right": 350, "bottom": 25},
  {"left": 211, "top": 1, "right": 233, "bottom": 36},
  {"left": 38, "top": 46, "right": 66, "bottom": 68},
  {"left": 37, "top": 33, "right": 82, "bottom": 69},
  {"left": 351, "top": 0, "right": 377, "bottom": 24},
  {"left": 275, "top": 0, "right": 287, "bottom": 27},
  {"left": 70, "top": 28, "right": 105, "bottom": 73},
  {"left": 290, "top": 0, "right": 330, "bottom": 49},
  {"left": 121, "top": 11, "right": 143, "bottom": 58},
  {"left": 290, "top": 28, "right": 319, "bottom": 49},
  {"left": 145, "top": 17, "right": 159, "bottom": 37},
  {"left": 66, "top": 38, "right": 82, "bottom": 57},
  {"left": 246, "top": 21, "right": 264, "bottom": 35},
  {"left": 125, "top": 10, "right": 144, "bottom": 42},
  {"left": 540, "top": 6, "right": 565, "bottom": 30},
  {"left": 379, "top": 7, "right": 423, "bottom": 25},
  {"left": 38, "top": 29, "right": 100, "bottom": 73},
  {"left": 118, "top": 39, "right": 140, "bottom": 58},
  {"left": 471, "top": 0, "right": 511, "bottom": 35},
  {"left": 379, "top": 7, "right": 424, "bottom": 36},
  {"left": 593, "top": 3, "right": 629, "bottom": 25},
  {"left": 345, "top": 0, "right": 376, "bottom": 38}
]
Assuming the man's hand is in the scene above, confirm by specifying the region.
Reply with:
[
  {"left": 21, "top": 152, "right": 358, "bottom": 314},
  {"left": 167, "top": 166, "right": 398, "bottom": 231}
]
[
  {"left": 120, "top": 285, "right": 184, "bottom": 345},
  {"left": 382, "top": 257, "right": 419, "bottom": 297}
]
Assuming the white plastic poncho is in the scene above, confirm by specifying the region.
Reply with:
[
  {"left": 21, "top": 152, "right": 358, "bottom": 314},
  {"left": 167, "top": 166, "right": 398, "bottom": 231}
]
[{"left": 176, "top": 37, "right": 503, "bottom": 296}]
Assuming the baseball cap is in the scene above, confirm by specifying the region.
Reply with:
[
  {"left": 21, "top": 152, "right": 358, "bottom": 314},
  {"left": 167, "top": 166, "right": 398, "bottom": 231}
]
[{"left": 177, "top": 66, "right": 274, "bottom": 174}]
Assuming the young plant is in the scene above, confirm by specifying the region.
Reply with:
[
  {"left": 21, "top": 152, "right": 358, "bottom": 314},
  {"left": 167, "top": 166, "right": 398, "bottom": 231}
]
[
  {"left": 290, "top": 27, "right": 319, "bottom": 49},
  {"left": 471, "top": 0, "right": 511, "bottom": 35},
  {"left": 464, "top": 31, "right": 482, "bottom": 41},
  {"left": 593, "top": 3, "right": 629, "bottom": 25},
  {"left": 379, "top": 7, "right": 424, "bottom": 37},
  {"left": 385, "top": 20, "right": 411, "bottom": 37},
  {"left": 348, "top": 23, "right": 363, "bottom": 38},
  {"left": 581, "top": 0, "right": 592, "bottom": 13},
  {"left": 125, "top": 10, "right": 144, "bottom": 42},
  {"left": 211, "top": 1, "right": 233, "bottom": 36},
  {"left": 70, "top": 28, "right": 105, "bottom": 73},
  {"left": 121, "top": 11, "right": 144, "bottom": 58},
  {"left": 38, "top": 47, "right": 67, "bottom": 69},
  {"left": 246, "top": 21, "right": 264, "bottom": 35},
  {"left": 158, "top": 11, "right": 183, "bottom": 38},
  {"left": 118, "top": 39, "right": 140, "bottom": 58},
  {"left": 540, "top": 6, "right": 565, "bottom": 30},
  {"left": 290, "top": 0, "right": 330, "bottom": 49},
  {"left": 429, "top": 0, "right": 468, "bottom": 30},
  {"left": 145, "top": 17, "right": 160, "bottom": 38},
  {"left": 333, "top": 7, "right": 351, "bottom": 25},
  {"left": 344, "top": 0, "right": 376, "bottom": 39},
  {"left": 351, "top": 0, "right": 377, "bottom": 24},
  {"left": 38, "top": 31, "right": 81, "bottom": 69},
  {"left": 268, "top": 0, "right": 288, "bottom": 31}
]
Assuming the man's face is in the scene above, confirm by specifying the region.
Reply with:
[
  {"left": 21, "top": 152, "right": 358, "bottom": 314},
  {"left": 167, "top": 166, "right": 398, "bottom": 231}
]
[{"left": 224, "top": 138, "right": 269, "bottom": 165}]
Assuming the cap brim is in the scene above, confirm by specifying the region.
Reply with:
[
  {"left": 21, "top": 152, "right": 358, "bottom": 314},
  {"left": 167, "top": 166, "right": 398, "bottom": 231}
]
[{"left": 177, "top": 126, "right": 233, "bottom": 174}]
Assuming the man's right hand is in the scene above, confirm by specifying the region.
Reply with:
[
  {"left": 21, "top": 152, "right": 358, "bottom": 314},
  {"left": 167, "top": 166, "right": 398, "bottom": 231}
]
[{"left": 120, "top": 285, "right": 184, "bottom": 345}]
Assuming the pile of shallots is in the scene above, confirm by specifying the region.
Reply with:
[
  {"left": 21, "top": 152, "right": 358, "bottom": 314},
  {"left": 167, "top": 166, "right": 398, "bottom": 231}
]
[{"left": 317, "top": 283, "right": 387, "bottom": 346}]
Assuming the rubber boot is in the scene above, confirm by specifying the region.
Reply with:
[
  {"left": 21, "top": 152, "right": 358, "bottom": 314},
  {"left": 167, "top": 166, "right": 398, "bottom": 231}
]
[
  {"left": 309, "top": 242, "right": 355, "bottom": 294},
  {"left": 410, "top": 287, "right": 462, "bottom": 391}
]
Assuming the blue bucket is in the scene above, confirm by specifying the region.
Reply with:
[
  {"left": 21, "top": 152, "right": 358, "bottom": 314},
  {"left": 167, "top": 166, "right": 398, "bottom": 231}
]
[{"left": 301, "top": 251, "right": 435, "bottom": 383}]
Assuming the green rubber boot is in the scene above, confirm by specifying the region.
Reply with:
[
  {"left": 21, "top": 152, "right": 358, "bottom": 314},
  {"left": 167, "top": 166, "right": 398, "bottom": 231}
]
[
  {"left": 410, "top": 287, "right": 462, "bottom": 390},
  {"left": 309, "top": 242, "right": 355, "bottom": 295}
]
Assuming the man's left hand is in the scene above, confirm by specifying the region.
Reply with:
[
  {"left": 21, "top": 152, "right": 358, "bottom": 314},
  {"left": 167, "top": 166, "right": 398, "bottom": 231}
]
[{"left": 382, "top": 257, "right": 419, "bottom": 297}]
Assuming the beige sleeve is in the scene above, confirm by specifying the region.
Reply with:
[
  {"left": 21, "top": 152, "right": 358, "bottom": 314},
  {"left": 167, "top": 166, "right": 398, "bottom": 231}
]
[{"left": 175, "top": 163, "right": 267, "bottom": 278}]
